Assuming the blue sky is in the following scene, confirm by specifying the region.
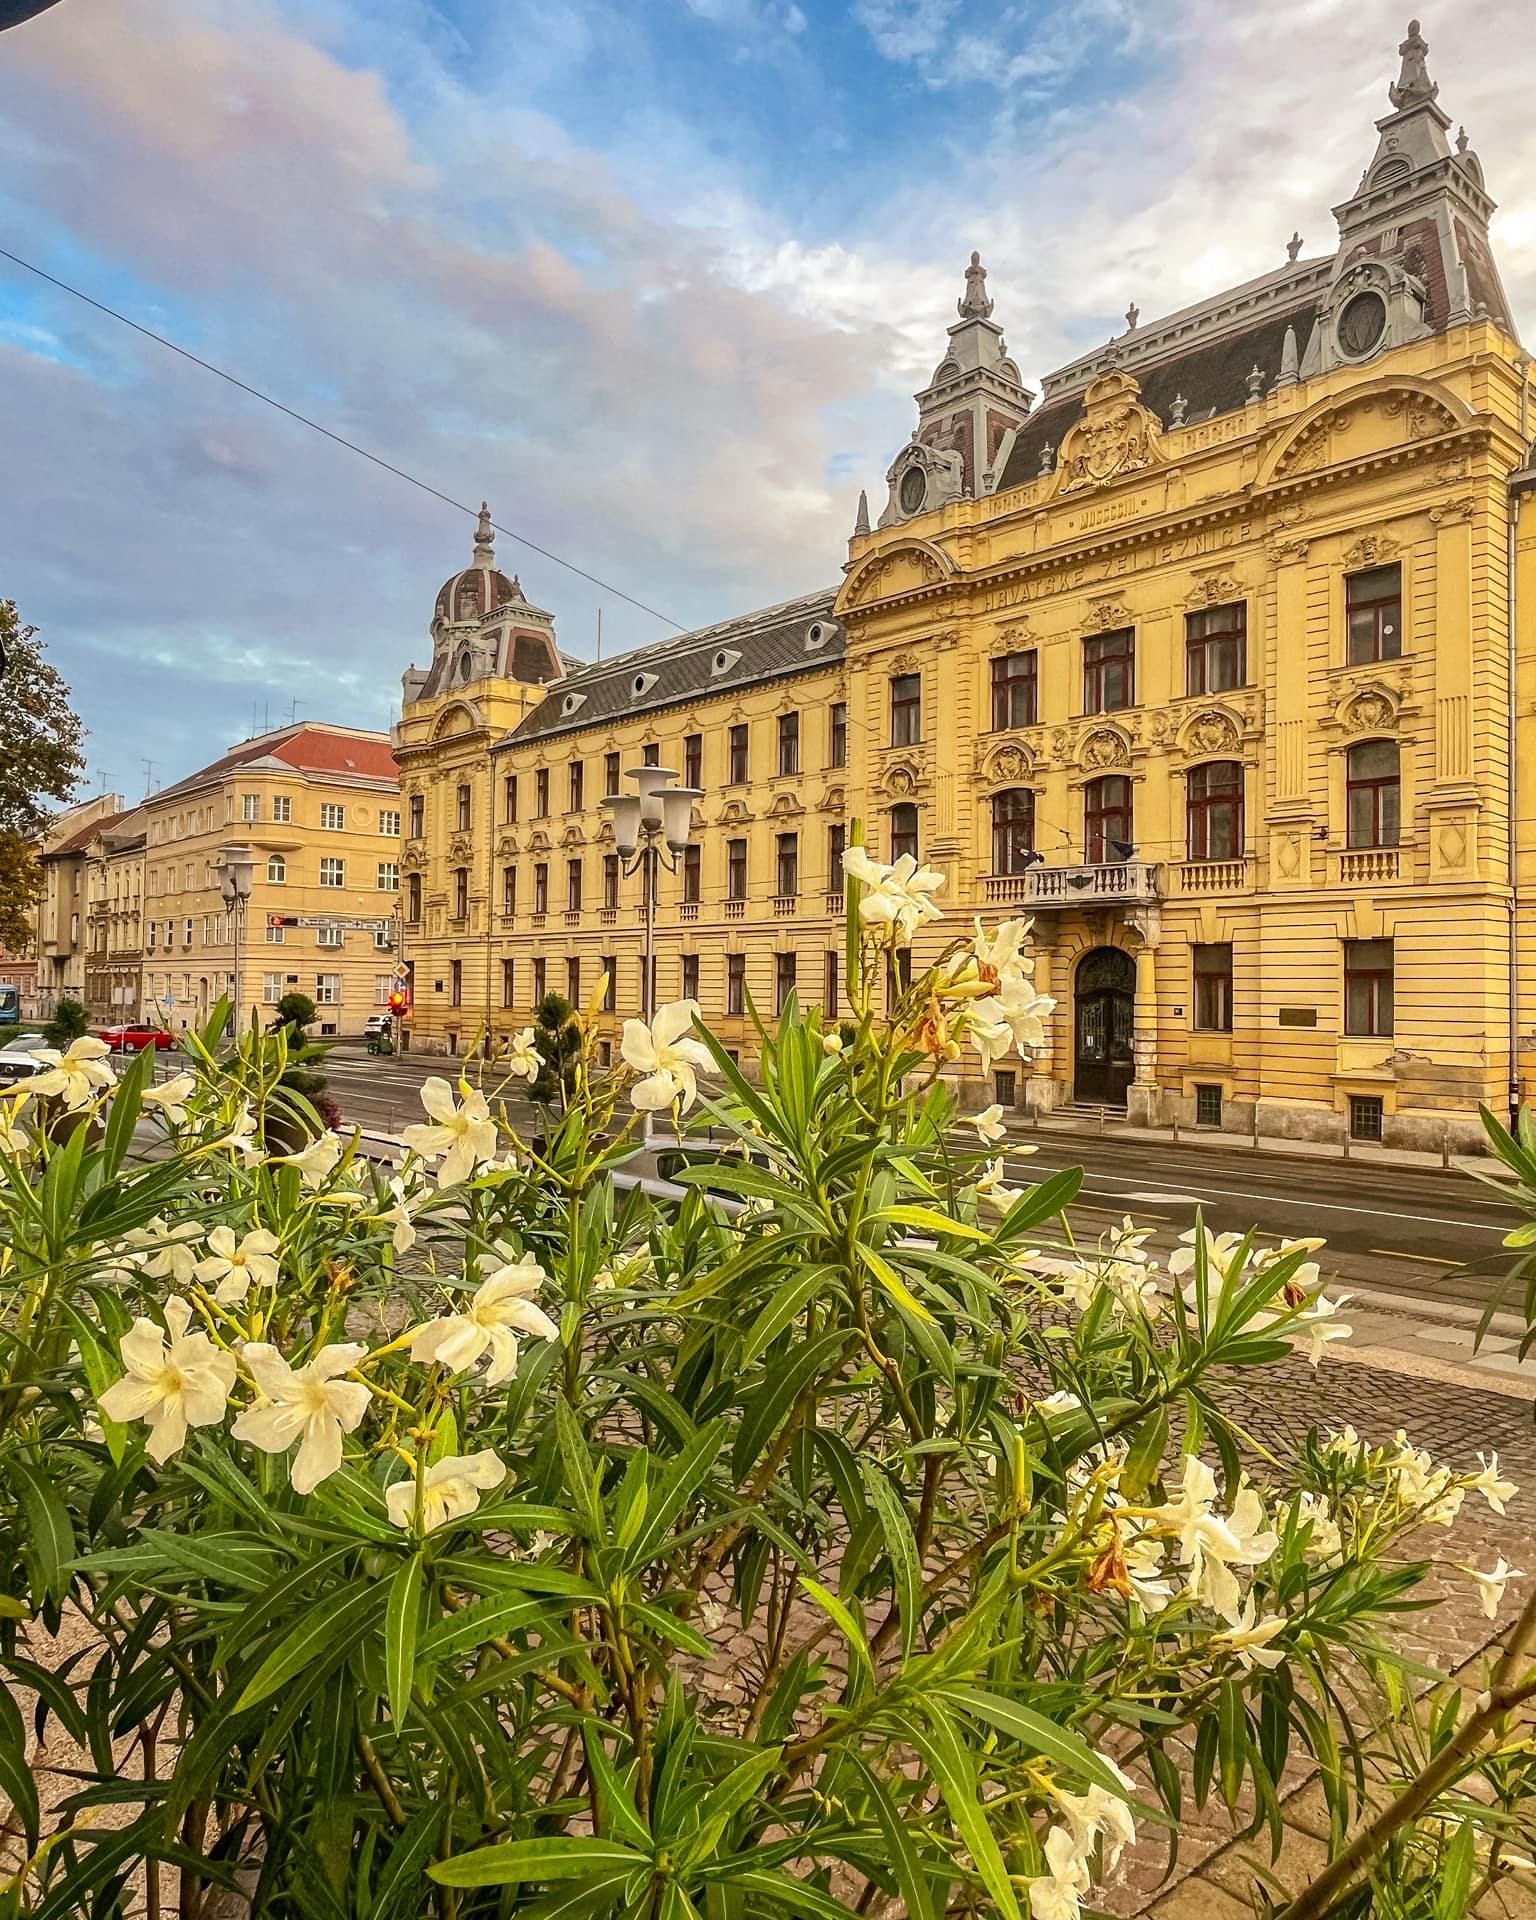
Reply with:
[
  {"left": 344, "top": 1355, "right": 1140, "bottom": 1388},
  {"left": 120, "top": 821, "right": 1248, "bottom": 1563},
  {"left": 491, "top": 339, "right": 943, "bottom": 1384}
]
[{"left": 2, "top": 0, "right": 1534, "bottom": 803}]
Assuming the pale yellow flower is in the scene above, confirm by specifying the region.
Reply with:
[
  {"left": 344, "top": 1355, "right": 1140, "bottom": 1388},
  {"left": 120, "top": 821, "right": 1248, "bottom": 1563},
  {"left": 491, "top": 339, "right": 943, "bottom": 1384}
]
[
  {"left": 99, "top": 1298, "right": 236, "bottom": 1463},
  {"left": 386, "top": 1449, "right": 507, "bottom": 1534},
  {"left": 402, "top": 1079, "right": 497, "bottom": 1187},
  {"left": 29, "top": 1036, "right": 116, "bottom": 1110},
  {"left": 409, "top": 1254, "right": 558, "bottom": 1386},
  {"left": 142, "top": 1072, "right": 198, "bottom": 1124},
  {"left": 194, "top": 1225, "right": 281, "bottom": 1303},
  {"left": 231, "top": 1342, "right": 371, "bottom": 1494},
  {"left": 620, "top": 1000, "right": 713, "bottom": 1113},
  {"left": 841, "top": 845, "right": 945, "bottom": 941}
]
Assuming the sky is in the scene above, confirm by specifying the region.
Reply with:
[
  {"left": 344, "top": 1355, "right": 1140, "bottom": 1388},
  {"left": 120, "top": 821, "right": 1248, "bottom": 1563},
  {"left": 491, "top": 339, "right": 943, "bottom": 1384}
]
[{"left": 3, "top": 0, "right": 1536, "bottom": 804}]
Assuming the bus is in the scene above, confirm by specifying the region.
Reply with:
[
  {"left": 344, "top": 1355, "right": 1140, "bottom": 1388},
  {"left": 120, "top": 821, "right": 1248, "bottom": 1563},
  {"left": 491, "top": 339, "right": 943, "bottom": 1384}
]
[{"left": 0, "top": 985, "right": 19, "bottom": 1029}]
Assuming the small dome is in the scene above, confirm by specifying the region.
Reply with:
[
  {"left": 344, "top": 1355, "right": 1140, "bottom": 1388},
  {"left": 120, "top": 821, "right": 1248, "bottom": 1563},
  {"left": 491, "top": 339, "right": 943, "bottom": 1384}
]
[{"left": 432, "top": 502, "right": 523, "bottom": 627}]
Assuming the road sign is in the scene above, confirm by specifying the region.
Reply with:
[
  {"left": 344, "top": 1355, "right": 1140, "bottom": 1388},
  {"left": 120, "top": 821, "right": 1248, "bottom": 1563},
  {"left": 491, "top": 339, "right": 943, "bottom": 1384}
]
[{"left": 293, "top": 916, "right": 394, "bottom": 933}]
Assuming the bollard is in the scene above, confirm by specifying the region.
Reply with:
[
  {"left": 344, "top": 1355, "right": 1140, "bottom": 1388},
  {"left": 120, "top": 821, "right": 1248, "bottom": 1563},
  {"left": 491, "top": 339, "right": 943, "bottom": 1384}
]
[
  {"left": 1252, "top": 1103, "right": 1260, "bottom": 1153},
  {"left": 1172, "top": 1113, "right": 1180, "bottom": 1146},
  {"left": 1098, "top": 1106, "right": 1105, "bottom": 1135},
  {"left": 1442, "top": 1124, "right": 1451, "bottom": 1171}
]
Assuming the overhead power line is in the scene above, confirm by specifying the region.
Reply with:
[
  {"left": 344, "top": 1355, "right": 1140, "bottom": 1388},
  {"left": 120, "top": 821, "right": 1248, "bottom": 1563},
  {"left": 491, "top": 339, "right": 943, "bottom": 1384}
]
[{"left": 0, "top": 244, "right": 686, "bottom": 632}]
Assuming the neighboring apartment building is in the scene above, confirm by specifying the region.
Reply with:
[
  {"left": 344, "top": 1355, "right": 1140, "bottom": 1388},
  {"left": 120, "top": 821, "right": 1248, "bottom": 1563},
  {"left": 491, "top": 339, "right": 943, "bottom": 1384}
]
[
  {"left": 139, "top": 723, "right": 401, "bottom": 1038},
  {"left": 398, "top": 23, "right": 1536, "bottom": 1152},
  {"left": 83, "top": 811, "right": 147, "bottom": 1022},
  {"left": 35, "top": 793, "right": 131, "bottom": 1011}
]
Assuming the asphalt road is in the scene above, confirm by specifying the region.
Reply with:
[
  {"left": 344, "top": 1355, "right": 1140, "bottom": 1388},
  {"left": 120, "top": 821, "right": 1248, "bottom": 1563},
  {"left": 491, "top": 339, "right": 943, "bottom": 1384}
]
[{"left": 314, "top": 1045, "right": 1529, "bottom": 1313}]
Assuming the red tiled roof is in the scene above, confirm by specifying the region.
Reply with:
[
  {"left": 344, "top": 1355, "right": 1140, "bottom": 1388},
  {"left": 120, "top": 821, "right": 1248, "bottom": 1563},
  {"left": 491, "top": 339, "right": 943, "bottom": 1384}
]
[{"left": 272, "top": 728, "right": 397, "bottom": 780}]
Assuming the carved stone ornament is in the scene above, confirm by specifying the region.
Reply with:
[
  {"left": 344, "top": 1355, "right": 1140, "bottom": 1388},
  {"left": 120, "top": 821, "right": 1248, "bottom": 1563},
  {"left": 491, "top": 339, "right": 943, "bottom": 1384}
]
[
  {"left": 1079, "top": 596, "right": 1132, "bottom": 634},
  {"left": 891, "top": 650, "right": 921, "bottom": 675},
  {"left": 528, "top": 830, "right": 551, "bottom": 855},
  {"left": 1268, "top": 535, "right": 1312, "bottom": 565},
  {"left": 991, "top": 621, "right": 1037, "bottom": 652},
  {"left": 768, "top": 793, "right": 804, "bottom": 819},
  {"left": 1054, "top": 370, "right": 1165, "bottom": 495},
  {"left": 984, "top": 742, "right": 1033, "bottom": 785},
  {"left": 1340, "top": 684, "right": 1399, "bottom": 734},
  {"left": 1149, "top": 712, "right": 1174, "bottom": 744},
  {"left": 1079, "top": 728, "right": 1131, "bottom": 771},
  {"left": 496, "top": 833, "right": 518, "bottom": 858},
  {"left": 882, "top": 761, "right": 921, "bottom": 797},
  {"left": 1276, "top": 832, "right": 1301, "bottom": 878},
  {"left": 718, "top": 798, "right": 753, "bottom": 827},
  {"left": 1183, "top": 570, "right": 1242, "bottom": 609},
  {"left": 1381, "top": 391, "right": 1460, "bottom": 441},
  {"left": 1430, "top": 496, "right": 1476, "bottom": 525},
  {"left": 1183, "top": 709, "right": 1241, "bottom": 755},
  {"left": 1049, "top": 728, "right": 1071, "bottom": 760},
  {"left": 400, "top": 845, "right": 428, "bottom": 874},
  {"left": 1342, "top": 534, "right": 1401, "bottom": 569},
  {"left": 818, "top": 785, "right": 847, "bottom": 814},
  {"left": 448, "top": 832, "right": 472, "bottom": 862},
  {"left": 560, "top": 825, "right": 585, "bottom": 848}
]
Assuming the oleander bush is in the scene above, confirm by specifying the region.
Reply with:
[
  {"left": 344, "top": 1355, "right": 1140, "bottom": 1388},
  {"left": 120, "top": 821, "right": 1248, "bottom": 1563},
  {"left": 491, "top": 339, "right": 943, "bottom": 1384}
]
[{"left": 3, "top": 851, "right": 1536, "bottom": 1919}]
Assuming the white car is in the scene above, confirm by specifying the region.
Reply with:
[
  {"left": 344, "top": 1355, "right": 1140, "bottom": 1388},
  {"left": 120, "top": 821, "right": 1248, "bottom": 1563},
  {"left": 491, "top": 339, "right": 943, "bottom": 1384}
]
[{"left": 0, "top": 1036, "right": 50, "bottom": 1085}]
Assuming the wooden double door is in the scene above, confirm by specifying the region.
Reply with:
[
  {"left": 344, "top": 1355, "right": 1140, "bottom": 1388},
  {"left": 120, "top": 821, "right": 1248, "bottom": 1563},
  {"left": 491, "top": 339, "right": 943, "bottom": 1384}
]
[{"left": 1073, "top": 946, "right": 1135, "bottom": 1105}]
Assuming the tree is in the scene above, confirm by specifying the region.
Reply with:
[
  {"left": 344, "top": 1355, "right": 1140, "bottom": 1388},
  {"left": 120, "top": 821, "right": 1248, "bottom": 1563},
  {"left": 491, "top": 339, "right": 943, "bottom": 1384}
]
[
  {"left": 528, "top": 990, "right": 580, "bottom": 1105},
  {"left": 42, "top": 996, "right": 88, "bottom": 1048},
  {"left": 272, "top": 991, "right": 317, "bottom": 1034},
  {"left": 0, "top": 601, "right": 86, "bottom": 961}
]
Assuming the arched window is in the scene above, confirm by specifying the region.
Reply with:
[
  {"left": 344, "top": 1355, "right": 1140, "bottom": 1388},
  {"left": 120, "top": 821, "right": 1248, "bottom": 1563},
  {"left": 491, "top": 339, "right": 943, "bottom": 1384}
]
[
  {"left": 266, "top": 855, "right": 286, "bottom": 884},
  {"left": 991, "top": 789, "right": 1036, "bottom": 874},
  {"left": 1185, "top": 761, "right": 1244, "bottom": 861},
  {"left": 1084, "top": 776, "right": 1132, "bottom": 865},
  {"left": 889, "top": 802, "right": 919, "bottom": 863},
  {"left": 1346, "top": 741, "right": 1400, "bottom": 848}
]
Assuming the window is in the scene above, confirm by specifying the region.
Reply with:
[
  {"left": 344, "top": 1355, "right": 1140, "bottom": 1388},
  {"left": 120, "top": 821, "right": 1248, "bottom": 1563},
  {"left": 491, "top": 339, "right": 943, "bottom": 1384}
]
[
  {"left": 829, "top": 701, "right": 848, "bottom": 768},
  {"left": 380, "top": 807, "right": 401, "bottom": 837},
  {"left": 374, "top": 928, "right": 393, "bottom": 951},
  {"left": 681, "top": 953, "right": 700, "bottom": 1000},
  {"left": 566, "top": 859, "right": 583, "bottom": 913},
  {"left": 453, "top": 868, "right": 469, "bottom": 919},
  {"left": 273, "top": 795, "right": 292, "bottom": 824},
  {"left": 1186, "top": 761, "right": 1244, "bottom": 861},
  {"left": 502, "top": 958, "right": 515, "bottom": 1009},
  {"left": 1346, "top": 565, "right": 1402, "bottom": 665},
  {"left": 603, "top": 854, "right": 620, "bottom": 910},
  {"left": 991, "top": 651, "right": 1039, "bottom": 730},
  {"left": 320, "top": 857, "right": 345, "bottom": 888},
  {"left": 455, "top": 784, "right": 472, "bottom": 833},
  {"left": 1084, "top": 776, "right": 1132, "bottom": 864},
  {"left": 1083, "top": 628, "right": 1135, "bottom": 713},
  {"left": 824, "top": 949, "right": 839, "bottom": 1017},
  {"left": 1344, "top": 938, "right": 1394, "bottom": 1036},
  {"left": 994, "top": 1067, "right": 1018, "bottom": 1108},
  {"left": 377, "top": 861, "right": 400, "bottom": 891},
  {"left": 241, "top": 792, "right": 260, "bottom": 823},
  {"left": 1347, "top": 741, "right": 1401, "bottom": 848},
  {"left": 778, "top": 711, "right": 801, "bottom": 776},
  {"left": 1195, "top": 1084, "right": 1224, "bottom": 1127},
  {"left": 776, "top": 833, "right": 799, "bottom": 898},
  {"left": 569, "top": 761, "right": 584, "bottom": 811},
  {"left": 604, "top": 752, "right": 621, "bottom": 797},
  {"left": 267, "top": 855, "right": 287, "bottom": 884},
  {"left": 728, "top": 839, "right": 748, "bottom": 901},
  {"left": 318, "top": 925, "right": 344, "bottom": 950},
  {"left": 263, "top": 972, "right": 283, "bottom": 1005},
  {"left": 991, "top": 790, "right": 1036, "bottom": 874},
  {"left": 890, "top": 673, "right": 921, "bottom": 746},
  {"left": 726, "top": 952, "right": 746, "bottom": 1016},
  {"left": 317, "top": 974, "right": 342, "bottom": 1006},
  {"left": 729, "top": 724, "right": 749, "bottom": 784},
  {"left": 1193, "top": 943, "right": 1233, "bottom": 1032},
  {"left": 502, "top": 866, "right": 516, "bottom": 915},
  {"left": 1350, "top": 1094, "right": 1385, "bottom": 1142},
  {"left": 535, "top": 768, "right": 550, "bottom": 817},
  {"left": 776, "top": 951, "right": 797, "bottom": 1012},
  {"left": 450, "top": 961, "right": 463, "bottom": 1009},
  {"left": 504, "top": 774, "right": 518, "bottom": 823},
  {"left": 684, "top": 734, "right": 702, "bottom": 788},
  {"left": 1185, "top": 603, "right": 1246, "bottom": 695},
  {"left": 533, "top": 863, "right": 549, "bottom": 915},
  {"left": 566, "top": 957, "right": 581, "bottom": 1004},
  {"left": 406, "top": 873, "right": 422, "bottom": 922},
  {"left": 683, "top": 844, "right": 701, "bottom": 904},
  {"left": 601, "top": 958, "right": 617, "bottom": 1012},
  {"left": 889, "top": 803, "right": 919, "bottom": 863},
  {"left": 828, "top": 823, "right": 846, "bottom": 887},
  {"left": 321, "top": 803, "right": 346, "bottom": 831},
  {"left": 532, "top": 958, "right": 546, "bottom": 1002},
  {"left": 409, "top": 792, "right": 424, "bottom": 837},
  {"left": 642, "top": 742, "right": 661, "bottom": 768}
]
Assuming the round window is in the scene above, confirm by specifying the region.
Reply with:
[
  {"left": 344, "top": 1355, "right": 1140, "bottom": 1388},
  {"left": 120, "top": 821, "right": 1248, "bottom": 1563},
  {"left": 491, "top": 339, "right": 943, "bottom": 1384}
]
[
  {"left": 899, "top": 466, "right": 928, "bottom": 515},
  {"left": 1337, "top": 290, "right": 1387, "bottom": 358}
]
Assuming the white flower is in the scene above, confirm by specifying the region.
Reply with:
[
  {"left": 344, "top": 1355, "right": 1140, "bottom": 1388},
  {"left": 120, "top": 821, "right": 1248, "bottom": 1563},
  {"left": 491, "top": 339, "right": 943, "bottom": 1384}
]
[
  {"left": 1123, "top": 1526, "right": 1175, "bottom": 1612},
  {"left": 99, "top": 1298, "right": 236, "bottom": 1464},
  {"left": 210, "top": 1100, "right": 260, "bottom": 1162},
  {"left": 1473, "top": 1451, "right": 1519, "bottom": 1516},
  {"left": 970, "top": 1103, "right": 1008, "bottom": 1145},
  {"left": 1469, "top": 1556, "right": 1525, "bottom": 1620},
  {"left": 274, "top": 1130, "right": 346, "bottom": 1188},
  {"left": 1037, "top": 1390, "right": 1082, "bottom": 1416},
  {"left": 230, "top": 1343, "right": 372, "bottom": 1495},
  {"left": 1026, "top": 1824, "right": 1092, "bottom": 1920},
  {"left": 410, "top": 1254, "right": 558, "bottom": 1387},
  {"left": 1324, "top": 1425, "right": 1364, "bottom": 1460},
  {"left": 1296, "top": 1292, "right": 1352, "bottom": 1367},
  {"left": 1153, "top": 1459, "right": 1277, "bottom": 1620},
  {"left": 841, "top": 845, "right": 945, "bottom": 941},
  {"left": 966, "top": 998, "right": 1017, "bottom": 1075},
  {"left": 386, "top": 1449, "right": 507, "bottom": 1534},
  {"left": 114, "top": 1215, "right": 200, "bottom": 1287},
  {"left": 29, "top": 1036, "right": 116, "bottom": 1110},
  {"left": 504, "top": 1027, "right": 541, "bottom": 1085},
  {"left": 821, "top": 1032, "right": 844, "bottom": 1056},
  {"left": 1053, "top": 1753, "right": 1136, "bottom": 1872},
  {"left": 1211, "top": 1593, "right": 1288, "bottom": 1670},
  {"left": 1294, "top": 1491, "right": 1343, "bottom": 1561},
  {"left": 142, "top": 1072, "right": 198, "bottom": 1124},
  {"left": 1392, "top": 1433, "right": 1465, "bottom": 1526},
  {"left": 380, "top": 1174, "right": 422, "bottom": 1254},
  {"left": 620, "top": 1000, "right": 713, "bottom": 1114},
  {"left": 194, "top": 1225, "right": 281, "bottom": 1303},
  {"left": 402, "top": 1079, "right": 498, "bottom": 1188}
]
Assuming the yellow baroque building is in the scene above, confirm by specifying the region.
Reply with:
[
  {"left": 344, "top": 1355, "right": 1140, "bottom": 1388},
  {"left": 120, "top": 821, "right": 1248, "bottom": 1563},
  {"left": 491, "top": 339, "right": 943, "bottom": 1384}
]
[{"left": 398, "top": 22, "right": 1536, "bottom": 1153}]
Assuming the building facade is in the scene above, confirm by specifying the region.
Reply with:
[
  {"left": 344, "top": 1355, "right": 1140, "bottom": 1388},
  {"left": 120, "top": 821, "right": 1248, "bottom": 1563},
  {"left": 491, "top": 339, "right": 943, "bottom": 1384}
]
[
  {"left": 139, "top": 723, "right": 401, "bottom": 1038},
  {"left": 398, "top": 22, "right": 1536, "bottom": 1151},
  {"left": 35, "top": 794, "right": 131, "bottom": 1012},
  {"left": 83, "top": 811, "right": 147, "bottom": 1022}
]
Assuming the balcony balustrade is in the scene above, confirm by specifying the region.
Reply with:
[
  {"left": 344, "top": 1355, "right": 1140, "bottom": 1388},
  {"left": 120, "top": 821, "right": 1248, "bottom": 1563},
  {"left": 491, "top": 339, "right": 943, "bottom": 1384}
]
[{"left": 983, "top": 861, "right": 1161, "bottom": 907}]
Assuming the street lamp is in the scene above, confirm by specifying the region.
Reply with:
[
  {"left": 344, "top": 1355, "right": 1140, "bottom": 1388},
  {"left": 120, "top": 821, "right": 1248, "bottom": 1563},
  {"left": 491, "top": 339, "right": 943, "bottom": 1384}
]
[
  {"left": 601, "top": 767, "right": 703, "bottom": 1135},
  {"left": 217, "top": 846, "right": 256, "bottom": 1038}
]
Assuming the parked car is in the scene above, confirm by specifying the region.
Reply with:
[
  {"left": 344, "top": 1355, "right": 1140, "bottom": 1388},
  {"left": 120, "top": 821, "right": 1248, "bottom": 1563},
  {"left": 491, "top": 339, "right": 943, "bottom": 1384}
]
[
  {"left": 0, "top": 1036, "right": 50, "bottom": 1086},
  {"left": 94, "top": 1022, "right": 175, "bottom": 1052}
]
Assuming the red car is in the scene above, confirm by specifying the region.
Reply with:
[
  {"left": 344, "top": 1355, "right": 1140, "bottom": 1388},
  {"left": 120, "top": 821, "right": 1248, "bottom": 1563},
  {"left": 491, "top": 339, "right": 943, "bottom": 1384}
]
[{"left": 94, "top": 1022, "right": 176, "bottom": 1052}]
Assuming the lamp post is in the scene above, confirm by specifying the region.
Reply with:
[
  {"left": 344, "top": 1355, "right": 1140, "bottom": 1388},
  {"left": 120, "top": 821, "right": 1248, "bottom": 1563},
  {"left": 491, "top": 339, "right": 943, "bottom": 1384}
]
[
  {"left": 601, "top": 766, "right": 702, "bottom": 1135},
  {"left": 217, "top": 846, "right": 256, "bottom": 1038}
]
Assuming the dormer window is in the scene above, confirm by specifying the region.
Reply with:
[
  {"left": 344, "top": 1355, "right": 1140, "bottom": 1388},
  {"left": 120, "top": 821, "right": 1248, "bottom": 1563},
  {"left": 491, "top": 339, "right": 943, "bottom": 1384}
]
[
  {"left": 561, "top": 691, "right": 587, "bottom": 717},
  {"left": 711, "top": 649, "right": 741, "bottom": 677},
  {"left": 632, "top": 671, "right": 659, "bottom": 699}
]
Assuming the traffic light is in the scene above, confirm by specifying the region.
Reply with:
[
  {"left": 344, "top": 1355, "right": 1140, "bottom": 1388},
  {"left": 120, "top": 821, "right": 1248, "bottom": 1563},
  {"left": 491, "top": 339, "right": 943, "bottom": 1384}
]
[{"left": 388, "top": 990, "right": 408, "bottom": 1016}]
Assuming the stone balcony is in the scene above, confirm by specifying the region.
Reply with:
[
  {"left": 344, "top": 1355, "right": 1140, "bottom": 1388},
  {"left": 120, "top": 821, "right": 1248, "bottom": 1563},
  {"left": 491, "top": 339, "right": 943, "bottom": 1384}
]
[
  {"left": 1336, "top": 848, "right": 1401, "bottom": 884},
  {"left": 983, "top": 861, "right": 1162, "bottom": 908}
]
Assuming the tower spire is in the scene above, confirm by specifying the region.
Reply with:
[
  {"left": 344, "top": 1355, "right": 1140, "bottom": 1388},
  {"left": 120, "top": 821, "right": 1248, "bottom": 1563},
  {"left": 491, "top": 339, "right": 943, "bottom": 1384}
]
[{"left": 1388, "top": 18, "right": 1438, "bottom": 111}]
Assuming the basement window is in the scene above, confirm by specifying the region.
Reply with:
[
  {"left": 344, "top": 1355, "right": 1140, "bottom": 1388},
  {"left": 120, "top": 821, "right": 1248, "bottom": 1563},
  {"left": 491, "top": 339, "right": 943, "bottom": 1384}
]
[
  {"left": 1349, "top": 1095, "right": 1385, "bottom": 1143},
  {"left": 1195, "top": 1084, "right": 1223, "bottom": 1128}
]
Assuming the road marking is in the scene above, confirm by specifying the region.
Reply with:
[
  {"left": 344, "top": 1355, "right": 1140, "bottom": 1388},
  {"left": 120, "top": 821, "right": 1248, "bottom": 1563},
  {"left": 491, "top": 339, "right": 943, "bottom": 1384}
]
[
  {"left": 1366, "top": 1247, "right": 1468, "bottom": 1267},
  {"left": 1070, "top": 1202, "right": 1169, "bottom": 1222},
  {"left": 1121, "top": 1189, "right": 1210, "bottom": 1206},
  {"left": 1072, "top": 1178, "right": 1509, "bottom": 1236}
]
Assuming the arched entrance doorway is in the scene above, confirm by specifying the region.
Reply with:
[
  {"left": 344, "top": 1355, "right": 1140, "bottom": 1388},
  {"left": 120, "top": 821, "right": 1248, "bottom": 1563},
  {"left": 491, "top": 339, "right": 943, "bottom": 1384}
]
[{"left": 1074, "top": 946, "right": 1135, "bottom": 1105}]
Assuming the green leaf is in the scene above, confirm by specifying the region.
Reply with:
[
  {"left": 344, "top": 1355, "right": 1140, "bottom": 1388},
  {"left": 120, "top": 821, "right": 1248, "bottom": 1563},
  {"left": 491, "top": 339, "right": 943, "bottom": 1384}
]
[
  {"left": 1217, "top": 1678, "right": 1246, "bottom": 1811},
  {"left": 847, "top": 1755, "right": 940, "bottom": 1920},
  {"left": 385, "top": 1554, "right": 422, "bottom": 1726},
  {"left": 679, "top": 1750, "right": 782, "bottom": 1864},
  {"left": 5, "top": 1453, "right": 73, "bottom": 1605},
  {"left": 862, "top": 1463, "right": 923, "bottom": 1660},
  {"left": 554, "top": 1397, "right": 605, "bottom": 1537},
  {"left": 890, "top": 1706, "right": 1021, "bottom": 1920},
  {"left": 876, "top": 1203, "right": 987, "bottom": 1243},
  {"left": 740, "top": 1268, "right": 827, "bottom": 1368},
  {"left": 583, "top": 1729, "right": 653, "bottom": 1852},
  {"left": 236, "top": 1577, "right": 385, "bottom": 1711},
  {"left": 725, "top": 1869, "right": 858, "bottom": 1916},
  {"left": 1436, "top": 1819, "right": 1476, "bottom": 1920},
  {"left": 418, "top": 1592, "right": 551, "bottom": 1661},
  {"left": 629, "top": 1419, "right": 726, "bottom": 1568},
  {"left": 856, "top": 1242, "right": 935, "bottom": 1325},
  {"left": 0, "top": 1678, "right": 39, "bottom": 1852},
  {"left": 731, "top": 1329, "right": 847, "bottom": 1480},
  {"left": 938, "top": 1688, "right": 1131, "bottom": 1800},
  {"left": 799, "top": 1574, "right": 871, "bottom": 1681},
  {"left": 431, "top": 1836, "right": 653, "bottom": 1888},
  {"left": 366, "top": 1808, "right": 442, "bottom": 1920},
  {"left": 627, "top": 1600, "right": 717, "bottom": 1660},
  {"left": 1119, "top": 1406, "right": 1169, "bottom": 1501}
]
